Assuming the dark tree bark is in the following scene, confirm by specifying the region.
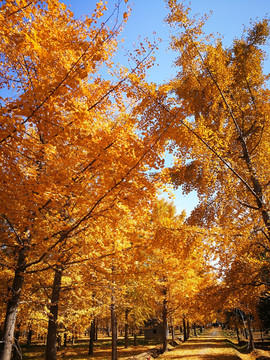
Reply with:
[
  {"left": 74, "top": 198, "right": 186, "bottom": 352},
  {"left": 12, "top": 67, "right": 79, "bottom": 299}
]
[
  {"left": 162, "top": 297, "right": 168, "bottom": 353},
  {"left": 187, "top": 320, "right": 190, "bottom": 340},
  {"left": 0, "top": 246, "right": 27, "bottom": 360},
  {"left": 106, "top": 324, "right": 110, "bottom": 337},
  {"left": 193, "top": 323, "right": 197, "bottom": 337},
  {"left": 171, "top": 325, "right": 175, "bottom": 341},
  {"left": 88, "top": 319, "right": 95, "bottom": 355},
  {"left": 45, "top": 267, "right": 63, "bottom": 360},
  {"left": 26, "top": 328, "right": 33, "bottom": 347},
  {"left": 95, "top": 317, "right": 98, "bottom": 341},
  {"left": 183, "top": 317, "right": 187, "bottom": 342},
  {"left": 124, "top": 309, "right": 129, "bottom": 349},
  {"left": 63, "top": 332, "right": 67, "bottom": 347},
  {"left": 247, "top": 315, "right": 255, "bottom": 352},
  {"left": 234, "top": 321, "right": 241, "bottom": 345},
  {"left": 133, "top": 332, "right": 137, "bottom": 346},
  {"left": 111, "top": 296, "right": 117, "bottom": 360}
]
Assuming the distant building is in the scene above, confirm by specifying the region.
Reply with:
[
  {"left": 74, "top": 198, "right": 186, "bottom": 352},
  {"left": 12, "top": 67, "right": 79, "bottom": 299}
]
[{"left": 143, "top": 319, "right": 168, "bottom": 340}]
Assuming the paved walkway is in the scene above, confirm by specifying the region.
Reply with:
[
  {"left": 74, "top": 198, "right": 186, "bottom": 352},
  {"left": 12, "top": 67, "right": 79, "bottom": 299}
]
[{"left": 159, "top": 328, "right": 244, "bottom": 360}]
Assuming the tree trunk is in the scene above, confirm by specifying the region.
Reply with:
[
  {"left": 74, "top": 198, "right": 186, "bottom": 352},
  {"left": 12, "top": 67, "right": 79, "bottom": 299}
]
[
  {"left": 0, "top": 246, "right": 27, "bottom": 360},
  {"left": 183, "top": 317, "right": 187, "bottom": 342},
  {"left": 106, "top": 324, "right": 110, "bottom": 337},
  {"left": 234, "top": 321, "right": 241, "bottom": 345},
  {"left": 63, "top": 332, "right": 67, "bottom": 347},
  {"left": 133, "top": 332, "right": 137, "bottom": 346},
  {"left": 260, "top": 329, "right": 264, "bottom": 343},
  {"left": 26, "top": 329, "right": 33, "bottom": 347},
  {"left": 247, "top": 315, "right": 255, "bottom": 352},
  {"left": 95, "top": 317, "right": 98, "bottom": 341},
  {"left": 162, "top": 297, "right": 168, "bottom": 353},
  {"left": 111, "top": 297, "right": 117, "bottom": 360},
  {"left": 124, "top": 309, "right": 129, "bottom": 349},
  {"left": 171, "top": 325, "right": 175, "bottom": 341},
  {"left": 45, "top": 267, "right": 63, "bottom": 360},
  {"left": 88, "top": 319, "right": 95, "bottom": 355},
  {"left": 187, "top": 320, "right": 190, "bottom": 339},
  {"left": 193, "top": 323, "right": 197, "bottom": 337}
]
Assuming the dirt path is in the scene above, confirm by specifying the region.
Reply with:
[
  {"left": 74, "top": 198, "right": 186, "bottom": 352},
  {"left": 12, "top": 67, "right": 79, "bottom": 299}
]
[{"left": 159, "top": 328, "right": 250, "bottom": 360}]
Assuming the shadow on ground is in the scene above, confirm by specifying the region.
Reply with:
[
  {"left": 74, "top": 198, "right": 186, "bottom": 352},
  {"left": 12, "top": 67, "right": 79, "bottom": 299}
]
[
  {"left": 174, "top": 338, "right": 232, "bottom": 350},
  {"left": 167, "top": 355, "right": 242, "bottom": 360}
]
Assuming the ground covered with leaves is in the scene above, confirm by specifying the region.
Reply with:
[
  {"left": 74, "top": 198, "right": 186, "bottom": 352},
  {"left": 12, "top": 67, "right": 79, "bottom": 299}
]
[
  {"left": 21, "top": 336, "right": 160, "bottom": 360},
  {"left": 159, "top": 328, "right": 270, "bottom": 360},
  {"left": 20, "top": 328, "right": 270, "bottom": 359}
]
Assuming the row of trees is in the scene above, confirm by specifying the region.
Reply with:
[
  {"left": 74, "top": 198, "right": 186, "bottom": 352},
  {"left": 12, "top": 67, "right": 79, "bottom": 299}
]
[
  {"left": 162, "top": 0, "right": 270, "bottom": 351},
  {"left": 0, "top": 1, "right": 162, "bottom": 358},
  {"left": 0, "top": 0, "right": 269, "bottom": 359}
]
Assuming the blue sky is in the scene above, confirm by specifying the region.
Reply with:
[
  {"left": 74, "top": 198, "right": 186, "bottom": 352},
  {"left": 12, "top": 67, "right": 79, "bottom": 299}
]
[
  {"left": 64, "top": 0, "right": 270, "bottom": 82},
  {"left": 62, "top": 0, "right": 270, "bottom": 215}
]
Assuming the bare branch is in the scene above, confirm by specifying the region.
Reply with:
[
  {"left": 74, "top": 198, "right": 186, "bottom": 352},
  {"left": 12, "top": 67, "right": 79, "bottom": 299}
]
[{"left": 1, "top": 215, "right": 23, "bottom": 246}]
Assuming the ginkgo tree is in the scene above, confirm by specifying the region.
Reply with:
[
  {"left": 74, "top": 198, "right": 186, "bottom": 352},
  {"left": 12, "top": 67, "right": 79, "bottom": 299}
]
[
  {"left": 0, "top": 1, "right": 166, "bottom": 359},
  {"left": 5, "top": 0, "right": 270, "bottom": 359},
  {"left": 124, "top": 0, "right": 270, "bottom": 346},
  {"left": 0, "top": 0, "right": 124, "bottom": 356},
  {"left": 129, "top": 0, "right": 269, "bottom": 311},
  {"left": 162, "top": 0, "right": 270, "bottom": 268},
  {"left": 11, "top": 201, "right": 160, "bottom": 359},
  {"left": 145, "top": 0, "right": 270, "bottom": 349},
  {"left": 140, "top": 199, "right": 215, "bottom": 353}
]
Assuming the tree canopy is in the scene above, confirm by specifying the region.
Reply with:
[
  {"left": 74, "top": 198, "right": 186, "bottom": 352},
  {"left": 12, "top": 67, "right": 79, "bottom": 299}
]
[{"left": 0, "top": 1, "right": 270, "bottom": 359}]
